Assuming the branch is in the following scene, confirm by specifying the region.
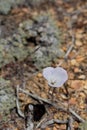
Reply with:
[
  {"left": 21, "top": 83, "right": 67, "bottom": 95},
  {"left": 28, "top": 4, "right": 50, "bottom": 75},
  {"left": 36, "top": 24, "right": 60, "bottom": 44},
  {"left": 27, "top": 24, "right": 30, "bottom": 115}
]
[
  {"left": 66, "top": 117, "right": 73, "bottom": 130},
  {"left": 16, "top": 85, "right": 25, "bottom": 118},
  {"left": 41, "top": 119, "right": 68, "bottom": 129},
  {"left": 19, "top": 87, "right": 85, "bottom": 123}
]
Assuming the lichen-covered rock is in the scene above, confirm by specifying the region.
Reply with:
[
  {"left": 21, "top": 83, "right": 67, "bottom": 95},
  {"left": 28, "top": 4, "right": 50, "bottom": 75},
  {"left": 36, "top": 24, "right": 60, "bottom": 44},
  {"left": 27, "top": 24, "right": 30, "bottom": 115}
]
[
  {"left": 0, "top": 0, "right": 24, "bottom": 14},
  {"left": 0, "top": 13, "right": 64, "bottom": 69},
  {"left": 0, "top": 78, "right": 15, "bottom": 122}
]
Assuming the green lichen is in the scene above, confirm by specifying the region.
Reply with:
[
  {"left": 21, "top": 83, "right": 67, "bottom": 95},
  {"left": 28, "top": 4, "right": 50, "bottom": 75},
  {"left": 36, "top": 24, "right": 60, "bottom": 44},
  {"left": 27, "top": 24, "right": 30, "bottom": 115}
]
[
  {"left": 0, "top": 78, "right": 15, "bottom": 122},
  {"left": 79, "top": 121, "right": 87, "bottom": 130},
  {"left": 0, "top": 0, "right": 24, "bottom": 14},
  {"left": 0, "top": 13, "right": 64, "bottom": 69}
]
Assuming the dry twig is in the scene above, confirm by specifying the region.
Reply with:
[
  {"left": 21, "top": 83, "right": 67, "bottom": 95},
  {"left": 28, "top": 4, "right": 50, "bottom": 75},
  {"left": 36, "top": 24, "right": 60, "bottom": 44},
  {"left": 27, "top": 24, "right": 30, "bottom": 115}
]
[
  {"left": 16, "top": 85, "right": 34, "bottom": 130},
  {"left": 16, "top": 85, "right": 24, "bottom": 118},
  {"left": 18, "top": 86, "right": 85, "bottom": 123},
  {"left": 66, "top": 117, "right": 73, "bottom": 130},
  {"left": 41, "top": 119, "right": 68, "bottom": 129}
]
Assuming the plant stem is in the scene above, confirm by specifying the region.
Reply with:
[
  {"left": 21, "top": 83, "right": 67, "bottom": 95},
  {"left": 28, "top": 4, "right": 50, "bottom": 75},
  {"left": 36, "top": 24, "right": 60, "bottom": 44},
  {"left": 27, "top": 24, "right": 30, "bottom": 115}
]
[{"left": 51, "top": 87, "right": 56, "bottom": 102}]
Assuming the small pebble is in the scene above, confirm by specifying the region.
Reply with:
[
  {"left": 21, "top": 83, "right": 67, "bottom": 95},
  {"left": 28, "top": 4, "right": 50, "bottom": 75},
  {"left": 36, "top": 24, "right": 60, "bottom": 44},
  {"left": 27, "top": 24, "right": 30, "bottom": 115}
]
[
  {"left": 74, "top": 67, "right": 81, "bottom": 73},
  {"left": 71, "top": 59, "right": 78, "bottom": 66},
  {"left": 60, "top": 94, "right": 68, "bottom": 100},
  {"left": 76, "top": 40, "right": 82, "bottom": 46},
  {"left": 78, "top": 75, "right": 86, "bottom": 80},
  {"left": 37, "top": 73, "right": 42, "bottom": 78}
]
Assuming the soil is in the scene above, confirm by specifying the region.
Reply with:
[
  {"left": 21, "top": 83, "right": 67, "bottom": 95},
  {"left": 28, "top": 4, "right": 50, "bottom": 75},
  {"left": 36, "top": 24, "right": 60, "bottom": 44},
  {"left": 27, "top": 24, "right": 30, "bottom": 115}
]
[{"left": 0, "top": 0, "right": 87, "bottom": 130}]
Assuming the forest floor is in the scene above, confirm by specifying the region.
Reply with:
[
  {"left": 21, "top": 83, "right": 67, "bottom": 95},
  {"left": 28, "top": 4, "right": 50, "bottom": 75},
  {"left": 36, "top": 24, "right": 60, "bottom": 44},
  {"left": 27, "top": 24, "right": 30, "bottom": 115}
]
[{"left": 0, "top": 0, "right": 87, "bottom": 130}]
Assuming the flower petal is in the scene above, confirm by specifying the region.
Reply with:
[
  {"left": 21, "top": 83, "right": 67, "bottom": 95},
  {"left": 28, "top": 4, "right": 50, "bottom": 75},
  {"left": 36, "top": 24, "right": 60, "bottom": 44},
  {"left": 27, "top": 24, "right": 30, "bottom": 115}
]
[
  {"left": 48, "top": 80, "right": 66, "bottom": 87},
  {"left": 43, "top": 67, "right": 68, "bottom": 88},
  {"left": 43, "top": 67, "right": 54, "bottom": 81},
  {"left": 53, "top": 67, "right": 68, "bottom": 82}
]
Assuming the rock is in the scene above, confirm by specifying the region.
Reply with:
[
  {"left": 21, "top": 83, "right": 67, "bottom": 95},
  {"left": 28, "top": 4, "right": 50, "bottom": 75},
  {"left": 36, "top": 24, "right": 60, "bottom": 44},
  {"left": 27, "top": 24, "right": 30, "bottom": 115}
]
[
  {"left": 37, "top": 73, "right": 42, "bottom": 78},
  {"left": 74, "top": 67, "right": 81, "bottom": 73},
  {"left": 76, "top": 40, "right": 82, "bottom": 47},
  {"left": 78, "top": 75, "right": 86, "bottom": 80},
  {"left": 70, "top": 59, "right": 78, "bottom": 66},
  {"left": 0, "top": 78, "right": 15, "bottom": 122}
]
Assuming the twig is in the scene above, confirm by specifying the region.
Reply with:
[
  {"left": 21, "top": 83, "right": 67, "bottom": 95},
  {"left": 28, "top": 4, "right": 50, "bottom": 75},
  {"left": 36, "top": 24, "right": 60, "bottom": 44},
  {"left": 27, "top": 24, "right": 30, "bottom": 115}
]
[
  {"left": 19, "top": 87, "right": 67, "bottom": 112},
  {"left": 57, "top": 33, "right": 75, "bottom": 67},
  {"left": 66, "top": 117, "right": 73, "bottom": 130},
  {"left": 69, "top": 108, "right": 85, "bottom": 123},
  {"left": 19, "top": 87, "right": 85, "bottom": 123},
  {"left": 16, "top": 85, "right": 34, "bottom": 130},
  {"left": 36, "top": 117, "right": 46, "bottom": 129},
  {"left": 41, "top": 119, "right": 68, "bottom": 129},
  {"left": 16, "top": 85, "right": 24, "bottom": 118}
]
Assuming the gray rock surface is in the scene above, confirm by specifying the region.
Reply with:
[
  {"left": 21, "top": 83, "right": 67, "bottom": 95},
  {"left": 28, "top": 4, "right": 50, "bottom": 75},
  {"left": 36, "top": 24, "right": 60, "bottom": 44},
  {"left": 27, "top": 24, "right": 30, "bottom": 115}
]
[{"left": 0, "top": 78, "right": 15, "bottom": 121}]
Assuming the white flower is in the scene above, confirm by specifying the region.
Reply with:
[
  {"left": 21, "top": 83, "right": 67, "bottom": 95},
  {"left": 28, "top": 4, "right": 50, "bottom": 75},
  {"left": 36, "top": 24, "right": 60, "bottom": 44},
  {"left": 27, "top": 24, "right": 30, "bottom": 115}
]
[{"left": 43, "top": 67, "right": 68, "bottom": 87}]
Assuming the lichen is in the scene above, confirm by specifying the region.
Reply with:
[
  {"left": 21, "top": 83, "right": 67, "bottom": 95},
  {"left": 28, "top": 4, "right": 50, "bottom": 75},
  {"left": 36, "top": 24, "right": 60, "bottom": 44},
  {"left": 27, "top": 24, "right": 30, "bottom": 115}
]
[
  {"left": 0, "top": 78, "right": 15, "bottom": 122},
  {"left": 0, "top": 0, "right": 24, "bottom": 14},
  {"left": 0, "top": 13, "right": 64, "bottom": 69},
  {"left": 79, "top": 121, "right": 87, "bottom": 130}
]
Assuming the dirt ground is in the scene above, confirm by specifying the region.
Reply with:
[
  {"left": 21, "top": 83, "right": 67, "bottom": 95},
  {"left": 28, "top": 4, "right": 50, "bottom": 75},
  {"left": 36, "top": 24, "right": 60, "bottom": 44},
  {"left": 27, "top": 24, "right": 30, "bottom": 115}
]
[{"left": 0, "top": 0, "right": 87, "bottom": 130}]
